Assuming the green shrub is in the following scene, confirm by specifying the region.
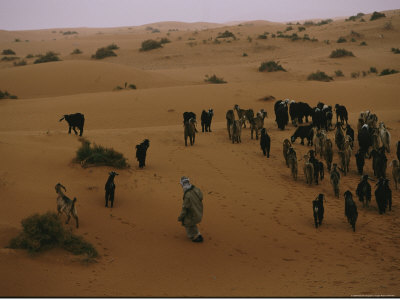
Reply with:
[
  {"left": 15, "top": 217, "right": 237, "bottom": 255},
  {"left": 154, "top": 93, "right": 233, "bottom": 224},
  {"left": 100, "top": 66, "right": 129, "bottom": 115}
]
[
  {"left": 217, "top": 30, "right": 236, "bottom": 39},
  {"left": 285, "top": 26, "right": 293, "bottom": 31},
  {"left": 14, "top": 38, "right": 21, "bottom": 42},
  {"left": 62, "top": 31, "right": 78, "bottom": 35},
  {"left": 257, "top": 33, "right": 268, "bottom": 39},
  {"left": 2, "top": 49, "right": 16, "bottom": 55},
  {"left": 152, "top": 28, "right": 160, "bottom": 33},
  {"left": 360, "top": 41, "right": 367, "bottom": 46},
  {"left": 298, "top": 26, "right": 306, "bottom": 32},
  {"left": 242, "top": 53, "right": 248, "bottom": 57},
  {"left": 9, "top": 212, "right": 98, "bottom": 258},
  {"left": 0, "top": 90, "right": 18, "bottom": 99},
  {"left": 259, "top": 61, "right": 286, "bottom": 72},
  {"left": 26, "top": 54, "right": 34, "bottom": 58},
  {"left": 160, "top": 38, "right": 171, "bottom": 44},
  {"left": 1, "top": 56, "right": 19, "bottom": 61},
  {"left": 307, "top": 71, "right": 333, "bottom": 82},
  {"left": 370, "top": 11, "right": 386, "bottom": 21},
  {"left": 379, "top": 69, "right": 399, "bottom": 76},
  {"left": 76, "top": 138, "right": 129, "bottom": 168},
  {"left": 391, "top": 48, "right": 400, "bottom": 54},
  {"left": 140, "top": 39, "right": 162, "bottom": 51},
  {"left": 369, "top": 67, "right": 377, "bottom": 73},
  {"left": 351, "top": 72, "right": 360, "bottom": 78},
  {"left": 14, "top": 59, "right": 27, "bottom": 66},
  {"left": 91, "top": 47, "right": 116, "bottom": 59},
  {"left": 337, "top": 37, "right": 347, "bottom": 43},
  {"left": 204, "top": 74, "right": 226, "bottom": 84},
  {"left": 329, "top": 48, "right": 354, "bottom": 58},
  {"left": 107, "top": 43, "right": 119, "bottom": 50},
  {"left": 128, "top": 84, "right": 136, "bottom": 89},
  {"left": 335, "top": 70, "right": 344, "bottom": 77},
  {"left": 71, "top": 48, "right": 82, "bottom": 55},
  {"left": 350, "top": 30, "right": 361, "bottom": 38},
  {"left": 34, "top": 51, "right": 61, "bottom": 63}
]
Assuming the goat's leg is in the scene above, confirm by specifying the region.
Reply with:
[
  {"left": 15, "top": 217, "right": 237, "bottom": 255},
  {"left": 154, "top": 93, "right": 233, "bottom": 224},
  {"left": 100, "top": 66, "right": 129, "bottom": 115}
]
[
  {"left": 105, "top": 191, "right": 109, "bottom": 207},
  {"left": 79, "top": 126, "right": 83, "bottom": 136},
  {"left": 68, "top": 126, "right": 72, "bottom": 134},
  {"left": 72, "top": 126, "right": 78, "bottom": 135},
  {"left": 110, "top": 190, "right": 114, "bottom": 208},
  {"left": 73, "top": 213, "right": 79, "bottom": 228},
  {"left": 66, "top": 214, "right": 71, "bottom": 224}
]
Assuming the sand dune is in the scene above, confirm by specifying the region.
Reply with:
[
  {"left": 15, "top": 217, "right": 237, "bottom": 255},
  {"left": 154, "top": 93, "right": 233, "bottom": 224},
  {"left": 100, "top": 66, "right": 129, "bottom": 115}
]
[{"left": 0, "top": 9, "right": 400, "bottom": 297}]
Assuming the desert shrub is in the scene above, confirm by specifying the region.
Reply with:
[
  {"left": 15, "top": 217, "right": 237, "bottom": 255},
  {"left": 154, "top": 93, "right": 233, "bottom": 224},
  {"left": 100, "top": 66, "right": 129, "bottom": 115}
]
[
  {"left": 329, "top": 48, "right": 354, "bottom": 58},
  {"left": 0, "top": 90, "right": 18, "bottom": 99},
  {"left": 370, "top": 11, "right": 386, "bottom": 21},
  {"left": 259, "top": 61, "right": 286, "bottom": 72},
  {"left": 257, "top": 33, "right": 268, "bottom": 39},
  {"left": 298, "top": 26, "right": 306, "bottom": 32},
  {"left": 351, "top": 72, "right": 360, "bottom": 78},
  {"left": 160, "top": 38, "right": 171, "bottom": 44},
  {"left": 1, "top": 56, "right": 19, "bottom": 61},
  {"left": 71, "top": 48, "right": 82, "bottom": 55},
  {"left": 242, "top": 53, "right": 248, "bottom": 57},
  {"left": 114, "top": 86, "right": 123, "bottom": 90},
  {"left": 34, "top": 51, "right": 61, "bottom": 63},
  {"left": 383, "top": 21, "right": 394, "bottom": 30},
  {"left": 62, "top": 31, "right": 78, "bottom": 35},
  {"left": 379, "top": 69, "right": 399, "bottom": 76},
  {"left": 2, "top": 49, "right": 16, "bottom": 55},
  {"left": 335, "top": 70, "right": 344, "bottom": 77},
  {"left": 140, "top": 39, "right": 162, "bottom": 51},
  {"left": 107, "top": 43, "right": 119, "bottom": 50},
  {"left": 152, "top": 29, "right": 160, "bottom": 33},
  {"left": 285, "top": 26, "right": 293, "bottom": 31},
  {"left": 391, "top": 48, "right": 400, "bottom": 54},
  {"left": 351, "top": 38, "right": 356, "bottom": 42},
  {"left": 75, "top": 138, "right": 129, "bottom": 169},
  {"left": 217, "top": 30, "right": 236, "bottom": 39},
  {"left": 92, "top": 47, "right": 117, "bottom": 59},
  {"left": 317, "top": 19, "right": 333, "bottom": 26},
  {"left": 204, "top": 74, "right": 226, "bottom": 84},
  {"left": 324, "top": 40, "right": 330, "bottom": 45},
  {"left": 271, "top": 34, "right": 276, "bottom": 38},
  {"left": 307, "top": 71, "right": 333, "bottom": 82},
  {"left": 350, "top": 30, "right": 361, "bottom": 38},
  {"left": 369, "top": 67, "right": 378, "bottom": 73},
  {"left": 362, "top": 71, "right": 367, "bottom": 77},
  {"left": 336, "top": 37, "right": 347, "bottom": 43},
  {"left": 14, "top": 38, "right": 21, "bottom": 42},
  {"left": 9, "top": 212, "right": 98, "bottom": 258},
  {"left": 247, "top": 36, "right": 252, "bottom": 42},
  {"left": 13, "top": 60, "right": 27, "bottom": 66},
  {"left": 303, "top": 21, "right": 314, "bottom": 26},
  {"left": 128, "top": 84, "right": 136, "bottom": 89},
  {"left": 26, "top": 54, "right": 34, "bottom": 58},
  {"left": 360, "top": 41, "right": 367, "bottom": 46}
]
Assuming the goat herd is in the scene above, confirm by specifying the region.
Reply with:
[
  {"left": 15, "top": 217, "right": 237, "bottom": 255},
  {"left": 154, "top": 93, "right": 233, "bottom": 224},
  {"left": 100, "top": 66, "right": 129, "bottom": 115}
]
[{"left": 57, "top": 103, "right": 399, "bottom": 233}]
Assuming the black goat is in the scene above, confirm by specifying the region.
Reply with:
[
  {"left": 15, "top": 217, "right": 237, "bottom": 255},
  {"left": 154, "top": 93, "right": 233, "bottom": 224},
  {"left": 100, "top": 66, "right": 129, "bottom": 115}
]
[
  {"left": 183, "top": 112, "right": 198, "bottom": 132},
  {"left": 358, "top": 124, "right": 372, "bottom": 157},
  {"left": 344, "top": 190, "right": 358, "bottom": 232},
  {"left": 375, "top": 177, "right": 392, "bottom": 214},
  {"left": 291, "top": 124, "right": 314, "bottom": 146},
  {"left": 323, "top": 105, "right": 333, "bottom": 130},
  {"left": 201, "top": 109, "right": 214, "bottom": 132},
  {"left": 260, "top": 128, "right": 271, "bottom": 158},
  {"left": 355, "top": 149, "right": 365, "bottom": 175},
  {"left": 397, "top": 141, "right": 400, "bottom": 161},
  {"left": 59, "top": 113, "right": 85, "bottom": 136},
  {"left": 312, "top": 194, "right": 325, "bottom": 228},
  {"left": 309, "top": 150, "right": 324, "bottom": 184},
  {"left": 371, "top": 147, "right": 387, "bottom": 179},
  {"left": 105, "top": 171, "right": 118, "bottom": 208},
  {"left": 136, "top": 139, "right": 150, "bottom": 168},
  {"left": 356, "top": 175, "right": 371, "bottom": 208},
  {"left": 274, "top": 100, "right": 289, "bottom": 130},
  {"left": 312, "top": 107, "right": 327, "bottom": 131},
  {"left": 335, "top": 104, "right": 348, "bottom": 124},
  {"left": 346, "top": 124, "right": 354, "bottom": 148}
]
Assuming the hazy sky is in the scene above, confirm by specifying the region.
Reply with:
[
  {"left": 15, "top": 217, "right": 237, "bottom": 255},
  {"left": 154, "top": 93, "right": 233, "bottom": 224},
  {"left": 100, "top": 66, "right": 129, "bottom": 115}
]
[{"left": 0, "top": 0, "right": 399, "bottom": 30}]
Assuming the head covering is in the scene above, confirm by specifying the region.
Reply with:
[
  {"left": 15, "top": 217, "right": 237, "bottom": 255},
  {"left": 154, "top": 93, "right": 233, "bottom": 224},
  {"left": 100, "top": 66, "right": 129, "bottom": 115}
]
[{"left": 180, "top": 176, "right": 192, "bottom": 192}]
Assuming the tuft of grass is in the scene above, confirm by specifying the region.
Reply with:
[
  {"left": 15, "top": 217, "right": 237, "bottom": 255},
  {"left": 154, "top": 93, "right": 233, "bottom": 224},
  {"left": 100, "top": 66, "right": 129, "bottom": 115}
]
[
  {"left": 329, "top": 48, "right": 354, "bottom": 58},
  {"left": 307, "top": 71, "right": 333, "bottom": 82},
  {"left": 298, "top": 26, "right": 306, "bottom": 32},
  {"left": 75, "top": 138, "right": 129, "bottom": 169},
  {"left": 351, "top": 72, "right": 360, "bottom": 78},
  {"left": 217, "top": 30, "right": 236, "bottom": 39},
  {"left": 383, "top": 21, "right": 394, "bottom": 30},
  {"left": 71, "top": 48, "right": 82, "bottom": 55},
  {"left": 2, "top": 49, "right": 16, "bottom": 55},
  {"left": 160, "top": 38, "right": 171, "bottom": 44},
  {"left": 242, "top": 52, "right": 248, "bottom": 57},
  {"left": 285, "top": 26, "right": 293, "bottom": 32},
  {"left": 334, "top": 70, "right": 344, "bottom": 77},
  {"left": 140, "top": 39, "right": 163, "bottom": 51},
  {"left": 13, "top": 59, "right": 27, "bottom": 66},
  {"left": 204, "top": 74, "right": 227, "bottom": 84},
  {"left": 257, "top": 33, "right": 268, "bottom": 39},
  {"left": 369, "top": 67, "right": 378, "bottom": 73},
  {"left": 370, "top": 11, "right": 386, "bottom": 21},
  {"left": 26, "top": 54, "right": 34, "bottom": 58},
  {"left": 34, "top": 51, "right": 61, "bottom": 64},
  {"left": 391, "top": 48, "right": 400, "bottom": 54},
  {"left": 9, "top": 212, "right": 98, "bottom": 259},
  {"left": 360, "top": 41, "right": 367, "bottom": 46},
  {"left": 91, "top": 47, "right": 116, "bottom": 59},
  {"left": 379, "top": 69, "right": 399, "bottom": 76},
  {"left": 1, "top": 56, "right": 19, "bottom": 61},
  {"left": 107, "top": 43, "right": 119, "bottom": 50},
  {"left": 259, "top": 60, "right": 286, "bottom": 72},
  {"left": 0, "top": 90, "right": 18, "bottom": 99},
  {"left": 336, "top": 37, "right": 347, "bottom": 43},
  {"left": 62, "top": 31, "right": 78, "bottom": 35}
]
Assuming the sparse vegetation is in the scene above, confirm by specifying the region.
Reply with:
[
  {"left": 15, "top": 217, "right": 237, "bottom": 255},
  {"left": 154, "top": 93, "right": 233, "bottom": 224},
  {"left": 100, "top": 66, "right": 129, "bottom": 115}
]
[
  {"left": 75, "top": 138, "right": 129, "bottom": 169},
  {"left": 335, "top": 70, "right": 344, "bottom": 77},
  {"left": 369, "top": 67, "right": 378, "bottom": 73},
  {"left": 247, "top": 36, "right": 252, "bottom": 42},
  {"left": 114, "top": 82, "right": 137, "bottom": 90},
  {"left": 307, "top": 71, "right": 333, "bottom": 82},
  {"left": 351, "top": 38, "right": 356, "bottom": 42},
  {"left": 370, "top": 11, "right": 386, "bottom": 21},
  {"left": 350, "top": 30, "right": 362, "bottom": 38},
  {"left": 13, "top": 59, "right": 27, "bottom": 66},
  {"left": 336, "top": 37, "right": 347, "bottom": 43},
  {"left": 217, "top": 30, "right": 236, "bottom": 39},
  {"left": 14, "top": 38, "right": 21, "bottom": 42},
  {"left": 346, "top": 12, "right": 365, "bottom": 22},
  {"left": 298, "top": 26, "right": 306, "bottom": 32},
  {"left": 62, "top": 31, "right": 78, "bottom": 35},
  {"left": 379, "top": 69, "right": 399, "bottom": 76},
  {"left": 160, "top": 38, "right": 171, "bottom": 44},
  {"left": 26, "top": 54, "right": 34, "bottom": 58},
  {"left": 9, "top": 212, "right": 98, "bottom": 259},
  {"left": 71, "top": 48, "right": 82, "bottom": 55},
  {"left": 242, "top": 53, "right": 248, "bottom": 57},
  {"left": 2, "top": 49, "right": 16, "bottom": 55},
  {"left": 383, "top": 21, "right": 394, "bottom": 30},
  {"left": 285, "top": 26, "right": 293, "bottom": 32},
  {"left": 152, "top": 28, "right": 160, "bottom": 33},
  {"left": 140, "top": 39, "right": 163, "bottom": 51},
  {"left": 106, "top": 43, "right": 119, "bottom": 50},
  {"left": 258, "top": 61, "right": 286, "bottom": 72},
  {"left": 351, "top": 72, "right": 360, "bottom": 78},
  {"left": 34, "top": 51, "right": 61, "bottom": 63},
  {"left": 391, "top": 48, "right": 400, "bottom": 54},
  {"left": 360, "top": 41, "right": 367, "bottom": 46},
  {"left": 257, "top": 33, "right": 268, "bottom": 39},
  {"left": 329, "top": 48, "right": 354, "bottom": 58},
  {"left": 204, "top": 74, "right": 227, "bottom": 84},
  {"left": 303, "top": 19, "right": 333, "bottom": 26},
  {"left": 0, "top": 90, "right": 18, "bottom": 99},
  {"left": 91, "top": 47, "right": 117, "bottom": 59},
  {"left": 1, "top": 56, "right": 19, "bottom": 61}
]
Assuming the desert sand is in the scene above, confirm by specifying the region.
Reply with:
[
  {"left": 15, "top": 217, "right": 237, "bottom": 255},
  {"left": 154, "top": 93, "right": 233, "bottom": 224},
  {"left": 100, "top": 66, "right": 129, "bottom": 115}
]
[{"left": 0, "top": 10, "right": 400, "bottom": 297}]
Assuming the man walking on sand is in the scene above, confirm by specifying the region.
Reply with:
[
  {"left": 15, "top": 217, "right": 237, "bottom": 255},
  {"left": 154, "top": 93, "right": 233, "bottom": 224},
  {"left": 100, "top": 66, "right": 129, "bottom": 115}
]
[{"left": 178, "top": 176, "right": 204, "bottom": 243}]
